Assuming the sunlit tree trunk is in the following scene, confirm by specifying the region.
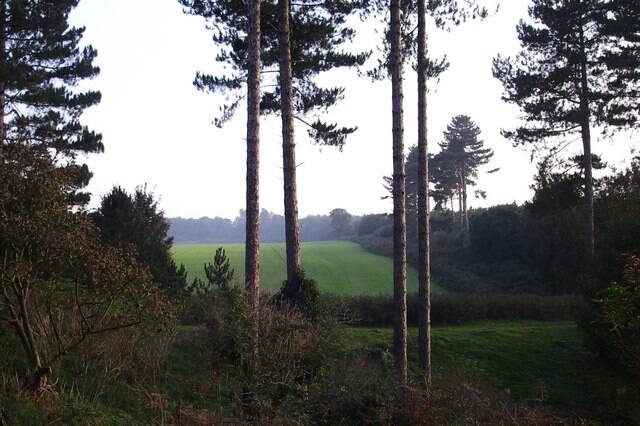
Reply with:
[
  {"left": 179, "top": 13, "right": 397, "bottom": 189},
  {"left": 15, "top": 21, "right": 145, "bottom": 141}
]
[
  {"left": 278, "top": 0, "right": 302, "bottom": 284},
  {"left": 390, "top": 0, "right": 408, "bottom": 383},
  {"left": 245, "top": 0, "right": 261, "bottom": 351},
  {"left": 416, "top": 0, "right": 431, "bottom": 386}
]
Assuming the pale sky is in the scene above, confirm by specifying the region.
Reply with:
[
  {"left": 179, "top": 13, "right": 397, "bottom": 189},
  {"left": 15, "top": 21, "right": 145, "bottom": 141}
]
[{"left": 69, "top": 0, "right": 638, "bottom": 219}]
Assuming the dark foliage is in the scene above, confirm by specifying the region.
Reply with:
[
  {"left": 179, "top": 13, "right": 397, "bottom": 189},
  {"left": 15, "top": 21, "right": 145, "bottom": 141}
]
[
  {"left": 1, "top": 0, "right": 102, "bottom": 203},
  {"left": 329, "top": 208, "right": 353, "bottom": 238},
  {"left": 272, "top": 270, "right": 321, "bottom": 320},
  {"left": 204, "top": 247, "right": 235, "bottom": 291},
  {"left": 92, "top": 186, "right": 188, "bottom": 298},
  {"left": 323, "top": 294, "right": 583, "bottom": 327},
  {"left": 469, "top": 204, "right": 525, "bottom": 262},
  {"left": 0, "top": 146, "right": 172, "bottom": 391},
  {"left": 357, "top": 213, "right": 391, "bottom": 237},
  {"left": 590, "top": 255, "right": 640, "bottom": 377},
  {"left": 178, "top": 0, "right": 367, "bottom": 147}
]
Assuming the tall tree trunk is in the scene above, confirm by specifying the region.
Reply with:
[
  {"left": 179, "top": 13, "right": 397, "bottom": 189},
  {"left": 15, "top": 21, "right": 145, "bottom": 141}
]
[
  {"left": 450, "top": 196, "right": 455, "bottom": 226},
  {"left": 457, "top": 178, "right": 463, "bottom": 230},
  {"left": 278, "top": 0, "right": 301, "bottom": 284},
  {"left": 462, "top": 173, "right": 469, "bottom": 246},
  {"left": 416, "top": 0, "right": 432, "bottom": 386},
  {"left": 245, "top": 0, "right": 261, "bottom": 346},
  {"left": 390, "top": 0, "right": 408, "bottom": 383},
  {"left": 579, "top": 24, "right": 595, "bottom": 265},
  {"left": 0, "top": 0, "right": 6, "bottom": 158}
]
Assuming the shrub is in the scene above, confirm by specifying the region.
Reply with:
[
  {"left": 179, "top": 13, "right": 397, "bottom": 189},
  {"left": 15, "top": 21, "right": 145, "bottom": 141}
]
[
  {"left": 321, "top": 294, "right": 583, "bottom": 327},
  {"left": 590, "top": 255, "right": 640, "bottom": 377},
  {"left": 202, "top": 283, "right": 336, "bottom": 420},
  {"left": 272, "top": 270, "right": 321, "bottom": 320}
]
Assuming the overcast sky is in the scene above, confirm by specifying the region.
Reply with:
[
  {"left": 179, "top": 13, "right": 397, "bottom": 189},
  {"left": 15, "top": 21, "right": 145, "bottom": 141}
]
[{"left": 69, "top": 0, "right": 638, "bottom": 219}]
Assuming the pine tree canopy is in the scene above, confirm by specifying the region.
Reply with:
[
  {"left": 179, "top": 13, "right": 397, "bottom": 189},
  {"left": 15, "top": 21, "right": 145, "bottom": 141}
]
[
  {"left": 364, "top": 0, "right": 489, "bottom": 80},
  {"left": 1, "top": 0, "right": 102, "bottom": 156},
  {"left": 439, "top": 114, "right": 495, "bottom": 188},
  {"left": 179, "top": 0, "right": 369, "bottom": 147},
  {"left": 601, "top": 0, "right": 640, "bottom": 127},
  {"left": 492, "top": 0, "right": 637, "bottom": 145}
]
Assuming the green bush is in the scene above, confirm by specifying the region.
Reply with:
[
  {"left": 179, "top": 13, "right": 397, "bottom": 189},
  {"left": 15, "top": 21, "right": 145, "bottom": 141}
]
[
  {"left": 589, "top": 255, "right": 640, "bottom": 377},
  {"left": 272, "top": 270, "right": 321, "bottom": 320},
  {"left": 321, "top": 294, "right": 583, "bottom": 327}
]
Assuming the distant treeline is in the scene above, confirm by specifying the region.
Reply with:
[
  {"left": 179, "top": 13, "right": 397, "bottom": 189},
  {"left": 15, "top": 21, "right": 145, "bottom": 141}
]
[{"left": 169, "top": 208, "right": 379, "bottom": 243}]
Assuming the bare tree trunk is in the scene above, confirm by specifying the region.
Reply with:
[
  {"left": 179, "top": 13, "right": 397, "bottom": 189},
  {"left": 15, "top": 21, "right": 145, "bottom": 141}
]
[
  {"left": 462, "top": 173, "right": 469, "bottom": 246},
  {"left": 245, "top": 0, "right": 261, "bottom": 350},
  {"left": 390, "top": 0, "right": 407, "bottom": 383},
  {"left": 457, "top": 178, "right": 463, "bottom": 230},
  {"left": 579, "top": 24, "right": 595, "bottom": 265},
  {"left": 450, "top": 196, "right": 455, "bottom": 226},
  {"left": 416, "top": 0, "right": 432, "bottom": 386},
  {"left": 278, "top": 0, "right": 301, "bottom": 284},
  {"left": 0, "top": 0, "right": 6, "bottom": 158}
]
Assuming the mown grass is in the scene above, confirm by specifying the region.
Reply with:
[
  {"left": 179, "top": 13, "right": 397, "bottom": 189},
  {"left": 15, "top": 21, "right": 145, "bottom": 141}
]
[
  {"left": 341, "top": 321, "right": 628, "bottom": 408},
  {"left": 173, "top": 241, "right": 445, "bottom": 296}
]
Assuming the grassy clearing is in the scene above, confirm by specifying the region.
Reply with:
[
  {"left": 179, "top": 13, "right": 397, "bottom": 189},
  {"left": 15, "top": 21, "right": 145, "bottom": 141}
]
[
  {"left": 341, "top": 321, "right": 627, "bottom": 408},
  {"left": 173, "top": 241, "right": 445, "bottom": 296}
]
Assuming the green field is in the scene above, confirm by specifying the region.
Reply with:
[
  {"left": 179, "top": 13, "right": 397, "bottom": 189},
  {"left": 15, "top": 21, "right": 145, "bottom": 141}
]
[
  {"left": 162, "top": 321, "right": 626, "bottom": 414},
  {"left": 173, "top": 241, "right": 443, "bottom": 296},
  {"left": 341, "top": 321, "right": 626, "bottom": 407}
]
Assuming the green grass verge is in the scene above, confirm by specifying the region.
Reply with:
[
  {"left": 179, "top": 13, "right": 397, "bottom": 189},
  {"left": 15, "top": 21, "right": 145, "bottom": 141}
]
[
  {"left": 340, "top": 321, "right": 627, "bottom": 408},
  {"left": 173, "top": 241, "right": 445, "bottom": 296}
]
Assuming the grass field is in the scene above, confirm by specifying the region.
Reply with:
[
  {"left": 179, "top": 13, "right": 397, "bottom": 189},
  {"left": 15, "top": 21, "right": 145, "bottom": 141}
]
[
  {"left": 340, "top": 321, "right": 626, "bottom": 407},
  {"left": 173, "top": 241, "right": 444, "bottom": 296},
  {"left": 162, "top": 320, "right": 625, "bottom": 414}
]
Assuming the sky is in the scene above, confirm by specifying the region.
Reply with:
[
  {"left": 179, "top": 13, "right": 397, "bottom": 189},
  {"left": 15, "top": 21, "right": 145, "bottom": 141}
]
[{"left": 69, "top": 0, "right": 638, "bottom": 219}]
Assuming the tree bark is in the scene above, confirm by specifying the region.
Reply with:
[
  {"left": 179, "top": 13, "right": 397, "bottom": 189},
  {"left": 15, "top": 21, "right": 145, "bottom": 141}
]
[
  {"left": 457, "top": 177, "right": 463, "bottom": 229},
  {"left": 390, "top": 0, "right": 408, "bottom": 383},
  {"left": 278, "top": 0, "right": 301, "bottom": 284},
  {"left": 0, "top": 0, "right": 6, "bottom": 157},
  {"left": 416, "top": 0, "right": 432, "bottom": 386},
  {"left": 462, "top": 173, "right": 469, "bottom": 246},
  {"left": 578, "top": 23, "right": 595, "bottom": 265},
  {"left": 450, "top": 196, "right": 455, "bottom": 226},
  {"left": 245, "top": 0, "right": 261, "bottom": 347}
]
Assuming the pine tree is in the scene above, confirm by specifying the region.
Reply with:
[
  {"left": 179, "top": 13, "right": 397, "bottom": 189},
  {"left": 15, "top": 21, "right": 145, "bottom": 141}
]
[
  {"left": 0, "top": 0, "right": 101, "bottom": 200},
  {"left": 204, "top": 247, "right": 235, "bottom": 291},
  {"left": 438, "top": 115, "right": 495, "bottom": 240},
  {"left": 601, "top": 0, "right": 640, "bottom": 127},
  {"left": 430, "top": 151, "right": 458, "bottom": 214},
  {"left": 388, "top": 0, "right": 408, "bottom": 383},
  {"left": 370, "top": 0, "right": 488, "bottom": 383},
  {"left": 245, "top": 0, "right": 262, "bottom": 342},
  {"left": 179, "top": 0, "right": 367, "bottom": 286},
  {"left": 416, "top": 0, "right": 431, "bottom": 384},
  {"left": 493, "top": 0, "right": 625, "bottom": 262}
]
